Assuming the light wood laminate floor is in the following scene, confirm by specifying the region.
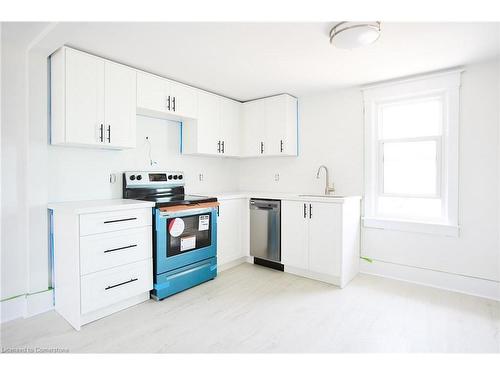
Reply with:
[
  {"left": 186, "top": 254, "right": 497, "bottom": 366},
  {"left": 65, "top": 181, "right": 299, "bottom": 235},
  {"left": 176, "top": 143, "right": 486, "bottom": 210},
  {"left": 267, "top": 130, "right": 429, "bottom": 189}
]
[{"left": 1, "top": 263, "right": 499, "bottom": 353}]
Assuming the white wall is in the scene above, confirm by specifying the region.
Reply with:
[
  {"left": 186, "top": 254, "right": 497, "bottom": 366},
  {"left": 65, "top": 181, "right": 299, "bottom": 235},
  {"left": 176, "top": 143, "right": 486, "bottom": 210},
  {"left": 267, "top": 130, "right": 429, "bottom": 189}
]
[
  {"left": 1, "top": 29, "right": 30, "bottom": 300},
  {"left": 239, "top": 88, "right": 364, "bottom": 195},
  {"left": 47, "top": 116, "right": 241, "bottom": 202},
  {"left": 240, "top": 59, "right": 500, "bottom": 283}
]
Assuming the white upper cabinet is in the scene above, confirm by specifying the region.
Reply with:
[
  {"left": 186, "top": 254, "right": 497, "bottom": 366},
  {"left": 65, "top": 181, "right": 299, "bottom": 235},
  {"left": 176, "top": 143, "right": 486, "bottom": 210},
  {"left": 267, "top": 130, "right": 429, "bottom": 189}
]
[
  {"left": 104, "top": 62, "right": 137, "bottom": 148},
  {"left": 196, "top": 91, "right": 221, "bottom": 154},
  {"left": 182, "top": 94, "right": 241, "bottom": 157},
  {"left": 169, "top": 81, "right": 198, "bottom": 119},
  {"left": 136, "top": 72, "right": 198, "bottom": 119},
  {"left": 53, "top": 48, "right": 104, "bottom": 147},
  {"left": 241, "top": 94, "right": 298, "bottom": 157},
  {"left": 265, "top": 94, "right": 298, "bottom": 156},
  {"left": 220, "top": 98, "right": 241, "bottom": 157},
  {"left": 51, "top": 47, "right": 136, "bottom": 149},
  {"left": 241, "top": 99, "right": 264, "bottom": 157},
  {"left": 51, "top": 47, "right": 298, "bottom": 155},
  {"left": 136, "top": 72, "right": 168, "bottom": 113}
]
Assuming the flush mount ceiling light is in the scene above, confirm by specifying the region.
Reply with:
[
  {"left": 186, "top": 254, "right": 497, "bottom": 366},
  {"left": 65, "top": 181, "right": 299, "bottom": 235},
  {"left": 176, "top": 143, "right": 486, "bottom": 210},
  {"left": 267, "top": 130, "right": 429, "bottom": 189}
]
[{"left": 329, "top": 21, "right": 381, "bottom": 49}]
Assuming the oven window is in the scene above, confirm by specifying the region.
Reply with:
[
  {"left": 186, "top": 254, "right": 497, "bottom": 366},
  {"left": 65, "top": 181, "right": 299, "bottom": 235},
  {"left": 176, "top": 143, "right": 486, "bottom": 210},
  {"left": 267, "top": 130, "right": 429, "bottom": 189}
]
[{"left": 166, "top": 213, "right": 212, "bottom": 257}]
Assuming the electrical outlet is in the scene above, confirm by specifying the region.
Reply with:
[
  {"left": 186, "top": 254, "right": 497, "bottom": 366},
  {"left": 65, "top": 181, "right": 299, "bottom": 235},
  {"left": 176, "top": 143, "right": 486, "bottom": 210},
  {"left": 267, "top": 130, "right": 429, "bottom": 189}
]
[
  {"left": 199, "top": 173, "right": 204, "bottom": 182},
  {"left": 274, "top": 173, "right": 280, "bottom": 182}
]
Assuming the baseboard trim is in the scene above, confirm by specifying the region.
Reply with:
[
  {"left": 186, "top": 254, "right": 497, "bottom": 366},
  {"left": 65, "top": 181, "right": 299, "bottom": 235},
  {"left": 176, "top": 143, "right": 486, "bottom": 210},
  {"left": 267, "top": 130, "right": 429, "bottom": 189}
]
[
  {"left": 218, "top": 256, "right": 248, "bottom": 272},
  {"left": 285, "top": 266, "right": 342, "bottom": 287},
  {"left": 1, "top": 289, "right": 54, "bottom": 323},
  {"left": 360, "top": 259, "right": 500, "bottom": 301},
  {"left": 80, "top": 292, "right": 150, "bottom": 330}
]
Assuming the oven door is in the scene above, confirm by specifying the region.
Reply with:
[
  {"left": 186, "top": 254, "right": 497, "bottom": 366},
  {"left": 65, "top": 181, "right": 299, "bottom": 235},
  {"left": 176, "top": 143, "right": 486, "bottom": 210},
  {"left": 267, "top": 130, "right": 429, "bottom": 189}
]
[{"left": 155, "top": 207, "right": 217, "bottom": 275}]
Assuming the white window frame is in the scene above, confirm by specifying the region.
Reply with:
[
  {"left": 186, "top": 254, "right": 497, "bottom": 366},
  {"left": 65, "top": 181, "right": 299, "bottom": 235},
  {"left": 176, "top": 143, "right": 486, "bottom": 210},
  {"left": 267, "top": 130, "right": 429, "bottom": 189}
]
[{"left": 362, "top": 69, "right": 462, "bottom": 236}]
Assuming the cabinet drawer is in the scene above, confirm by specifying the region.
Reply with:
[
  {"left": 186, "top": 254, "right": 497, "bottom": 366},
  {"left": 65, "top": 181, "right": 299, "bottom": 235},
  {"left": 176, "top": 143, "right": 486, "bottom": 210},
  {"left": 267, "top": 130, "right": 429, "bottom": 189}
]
[
  {"left": 80, "top": 259, "right": 153, "bottom": 314},
  {"left": 80, "top": 227, "right": 152, "bottom": 275},
  {"left": 80, "top": 208, "right": 151, "bottom": 235}
]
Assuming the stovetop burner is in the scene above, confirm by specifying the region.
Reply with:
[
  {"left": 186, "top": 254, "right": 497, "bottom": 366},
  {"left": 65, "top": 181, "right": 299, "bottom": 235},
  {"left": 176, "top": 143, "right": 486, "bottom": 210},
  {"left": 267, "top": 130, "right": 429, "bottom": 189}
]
[
  {"left": 137, "top": 194, "right": 217, "bottom": 208},
  {"left": 122, "top": 171, "right": 217, "bottom": 208}
]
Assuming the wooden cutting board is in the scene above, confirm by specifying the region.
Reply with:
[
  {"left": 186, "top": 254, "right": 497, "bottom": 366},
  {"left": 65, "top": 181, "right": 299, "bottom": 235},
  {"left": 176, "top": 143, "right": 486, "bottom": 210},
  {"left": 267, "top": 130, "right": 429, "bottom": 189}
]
[{"left": 158, "top": 201, "right": 219, "bottom": 213}]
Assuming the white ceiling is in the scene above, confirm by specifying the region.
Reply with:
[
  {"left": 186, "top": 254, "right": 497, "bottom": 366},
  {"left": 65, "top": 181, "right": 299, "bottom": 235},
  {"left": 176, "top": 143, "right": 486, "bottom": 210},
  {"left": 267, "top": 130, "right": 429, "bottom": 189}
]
[{"left": 22, "top": 22, "right": 500, "bottom": 100}]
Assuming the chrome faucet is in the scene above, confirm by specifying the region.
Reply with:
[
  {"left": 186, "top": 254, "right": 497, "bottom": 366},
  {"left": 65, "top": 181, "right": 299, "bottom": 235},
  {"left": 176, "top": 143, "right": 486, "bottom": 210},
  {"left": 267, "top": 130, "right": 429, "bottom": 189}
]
[{"left": 316, "top": 165, "right": 335, "bottom": 195}]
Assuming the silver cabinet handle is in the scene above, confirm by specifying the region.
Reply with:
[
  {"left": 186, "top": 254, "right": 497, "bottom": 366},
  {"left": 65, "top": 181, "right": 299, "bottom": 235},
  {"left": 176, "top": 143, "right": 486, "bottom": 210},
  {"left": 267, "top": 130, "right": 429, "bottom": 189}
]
[
  {"left": 172, "top": 96, "right": 176, "bottom": 112},
  {"left": 260, "top": 141, "right": 264, "bottom": 154},
  {"left": 217, "top": 140, "right": 221, "bottom": 153},
  {"left": 280, "top": 140, "right": 284, "bottom": 153},
  {"left": 303, "top": 203, "right": 306, "bottom": 218},
  {"left": 309, "top": 204, "right": 312, "bottom": 219},
  {"left": 221, "top": 140, "right": 225, "bottom": 154},
  {"left": 106, "top": 125, "right": 111, "bottom": 143},
  {"left": 167, "top": 96, "right": 171, "bottom": 111}
]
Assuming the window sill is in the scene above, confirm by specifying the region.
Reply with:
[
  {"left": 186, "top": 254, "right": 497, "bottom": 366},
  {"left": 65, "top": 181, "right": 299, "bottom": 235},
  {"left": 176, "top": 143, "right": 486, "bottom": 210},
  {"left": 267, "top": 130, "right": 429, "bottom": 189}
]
[{"left": 362, "top": 217, "right": 460, "bottom": 237}]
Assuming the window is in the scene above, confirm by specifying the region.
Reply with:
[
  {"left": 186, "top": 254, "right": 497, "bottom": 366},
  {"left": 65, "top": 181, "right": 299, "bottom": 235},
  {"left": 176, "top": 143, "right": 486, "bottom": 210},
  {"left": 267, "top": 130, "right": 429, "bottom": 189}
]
[{"left": 363, "top": 70, "right": 461, "bottom": 236}]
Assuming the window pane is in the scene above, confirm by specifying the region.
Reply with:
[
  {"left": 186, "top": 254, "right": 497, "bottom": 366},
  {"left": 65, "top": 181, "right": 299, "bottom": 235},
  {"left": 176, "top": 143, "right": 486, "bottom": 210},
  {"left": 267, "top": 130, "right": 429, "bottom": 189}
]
[
  {"left": 377, "top": 196, "right": 443, "bottom": 220},
  {"left": 383, "top": 140, "right": 438, "bottom": 196},
  {"left": 380, "top": 98, "right": 442, "bottom": 139}
]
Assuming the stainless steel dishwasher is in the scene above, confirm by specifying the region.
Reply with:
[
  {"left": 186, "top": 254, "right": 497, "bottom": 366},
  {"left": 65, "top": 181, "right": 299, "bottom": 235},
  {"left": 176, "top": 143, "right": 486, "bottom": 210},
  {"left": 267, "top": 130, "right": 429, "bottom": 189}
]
[{"left": 249, "top": 199, "right": 283, "bottom": 271}]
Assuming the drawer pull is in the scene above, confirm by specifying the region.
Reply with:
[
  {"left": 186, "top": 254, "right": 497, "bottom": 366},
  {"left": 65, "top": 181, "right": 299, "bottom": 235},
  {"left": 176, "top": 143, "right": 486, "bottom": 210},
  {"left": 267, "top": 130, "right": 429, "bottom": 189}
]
[
  {"left": 103, "top": 244, "right": 137, "bottom": 254},
  {"left": 103, "top": 217, "right": 137, "bottom": 224},
  {"left": 105, "top": 278, "right": 138, "bottom": 291}
]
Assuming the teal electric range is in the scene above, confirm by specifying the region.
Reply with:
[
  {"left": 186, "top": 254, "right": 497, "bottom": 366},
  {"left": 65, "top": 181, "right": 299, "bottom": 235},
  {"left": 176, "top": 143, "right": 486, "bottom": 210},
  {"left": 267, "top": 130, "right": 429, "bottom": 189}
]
[{"left": 123, "top": 171, "right": 218, "bottom": 300}]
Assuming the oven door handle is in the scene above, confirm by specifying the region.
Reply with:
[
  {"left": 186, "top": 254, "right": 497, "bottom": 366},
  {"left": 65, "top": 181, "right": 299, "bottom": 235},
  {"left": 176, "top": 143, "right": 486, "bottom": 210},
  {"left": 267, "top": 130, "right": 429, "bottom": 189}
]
[{"left": 158, "top": 207, "right": 215, "bottom": 218}]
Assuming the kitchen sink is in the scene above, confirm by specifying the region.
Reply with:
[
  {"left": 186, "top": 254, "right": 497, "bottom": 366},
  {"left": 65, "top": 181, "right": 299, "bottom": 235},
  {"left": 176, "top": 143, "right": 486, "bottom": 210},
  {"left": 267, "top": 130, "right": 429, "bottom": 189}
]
[{"left": 298, "top": 194, "right": 345, "bottom": 198}]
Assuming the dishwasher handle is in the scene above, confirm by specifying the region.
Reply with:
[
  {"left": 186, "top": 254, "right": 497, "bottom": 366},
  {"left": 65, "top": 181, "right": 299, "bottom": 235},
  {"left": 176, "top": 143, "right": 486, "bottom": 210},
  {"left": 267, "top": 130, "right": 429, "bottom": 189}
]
[{"left": 249, "top": 199, "right": 281, "bottom": 211}]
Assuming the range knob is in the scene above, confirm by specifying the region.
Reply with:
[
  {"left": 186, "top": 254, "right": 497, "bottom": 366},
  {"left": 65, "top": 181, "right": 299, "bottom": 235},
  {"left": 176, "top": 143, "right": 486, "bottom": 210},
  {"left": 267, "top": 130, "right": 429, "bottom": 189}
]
[
  {"left": 178, "top": 175, "right": 183, "bottom": 180},
  {"left": 168, "top": 175, "right": 173, "bottom": 180},
  {"left": 173, "top": 175, "right": 178, "bottom": 180},
  {"left": 130, "top": 175, "right": 136, "bottom": 181},
  {"left": 136, "top": 175, "right": 142, "bottom": 181}
]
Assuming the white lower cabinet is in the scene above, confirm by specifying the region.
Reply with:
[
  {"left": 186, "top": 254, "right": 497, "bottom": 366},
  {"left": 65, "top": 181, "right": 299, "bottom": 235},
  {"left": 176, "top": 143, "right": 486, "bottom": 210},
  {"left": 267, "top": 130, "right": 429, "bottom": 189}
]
[
  {"left": 49, "top": 201, "right": 154, "bottom": 330},
  {"left": 217, "top": 198, "right": 249, "bottom": 267},
  {"left": 281, "top": 201, "right": 309, "bottom": 269},
  {"left": 281, "top": 199, "right": 360, "bottom": 288}
]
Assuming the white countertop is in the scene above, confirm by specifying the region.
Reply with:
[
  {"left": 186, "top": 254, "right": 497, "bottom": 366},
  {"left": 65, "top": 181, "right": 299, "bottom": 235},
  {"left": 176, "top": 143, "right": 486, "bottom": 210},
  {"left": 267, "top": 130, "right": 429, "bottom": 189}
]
[
  {"left": 48, "top": 199, "right": 155, "bottom": 214},
  {"left": 189, "top": 191, "right": 362, "bottom": 203}
]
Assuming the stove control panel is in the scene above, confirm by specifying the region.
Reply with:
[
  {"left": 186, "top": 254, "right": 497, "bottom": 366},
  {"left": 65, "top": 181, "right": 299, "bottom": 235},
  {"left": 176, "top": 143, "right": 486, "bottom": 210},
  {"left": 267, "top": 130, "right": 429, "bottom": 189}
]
[{"left": 124, "top": 171, "right": 185, "bottom": 187}]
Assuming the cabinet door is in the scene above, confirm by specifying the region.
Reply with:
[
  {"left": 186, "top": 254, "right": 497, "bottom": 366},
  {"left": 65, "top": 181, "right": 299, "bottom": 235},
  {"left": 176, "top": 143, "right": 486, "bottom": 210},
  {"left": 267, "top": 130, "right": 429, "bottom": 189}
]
[
  {"left": 265, "top": 95, "right": 287, "bottom": 155},
  {"left": 104, "top": 62, "right": 137, "bottom": 148},
  {"left": 169, "top": 82, "right": 198, "bottom": 118},
  {"left": 282, "top": 95, "right": 298, "bottom": 156},
  {"left": 281, "top": 200, "right": 309, "bottom": 269},
  {"left": 217, "top": 199, "right": 243, "bottom": 265},
  {"left": 265, "top": 95, "right": 298, "bottom": 156},
  {"left": 65, "top": 48, "right": 105, "bottom": 145},
  {"left": 137, "top": 72, "right": 168, "bottom": 113},
  {"left": 196, "top": 91, "right": 221, "bottom": 155},
  {"left": 241, "top": 100, "right": 264, "bottom": 157},
  {"left": 220, "top": 98, "right": 241, "bottom": 157},
  {"left": 308, "top": 202, "right": 342, "bottom": 277}
]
